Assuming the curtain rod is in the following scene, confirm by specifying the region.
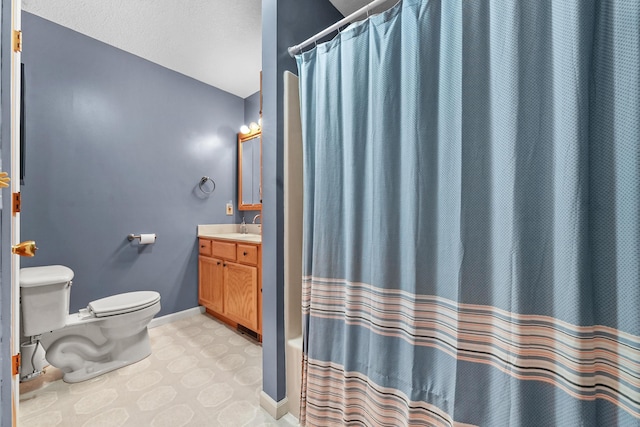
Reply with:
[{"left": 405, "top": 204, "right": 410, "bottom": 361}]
[{"left": 287, "top": 0, "right": 393, "bottom": 57}]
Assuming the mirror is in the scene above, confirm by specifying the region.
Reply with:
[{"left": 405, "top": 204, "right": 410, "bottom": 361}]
[{"left": 238, "top": 131, "right": 262, "bottom": 210}]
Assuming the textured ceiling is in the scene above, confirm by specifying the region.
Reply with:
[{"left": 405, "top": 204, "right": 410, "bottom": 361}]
[
  {"left": 22, "top": 0, "right": 262, "bottom": 99},
  {"left": 329, "top": 0, "right": 398, "bottom": 20},
  {"left": 21, "top": 1, "right": 397, "bottom": 99}
]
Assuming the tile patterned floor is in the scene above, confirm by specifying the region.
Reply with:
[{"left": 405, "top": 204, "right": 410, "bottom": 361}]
[{"left": 19, "top": 313, "right": 298, "bottom": 427}]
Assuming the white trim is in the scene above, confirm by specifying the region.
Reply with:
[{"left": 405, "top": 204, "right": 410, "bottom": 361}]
[
  {"left": 149, "top": 306, "right": 205, "bottom": 328},
  {"left": 281, "top": 413, "right": 300, "bottom": 426},
  {"left": 11, "top": 1, "right": 22, "bottom": 423},
  {"left": 260, "top": 391, "right": 289, "bottom": 420}
]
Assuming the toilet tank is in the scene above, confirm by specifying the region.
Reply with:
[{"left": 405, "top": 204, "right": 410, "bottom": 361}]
[{"left": 20, "top": 265, "right": 74, "bottom": 337}]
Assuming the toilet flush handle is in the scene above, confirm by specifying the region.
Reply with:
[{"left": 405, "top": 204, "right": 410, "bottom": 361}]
[{"left": 12, "top": 240, "right": 37, "bottom": 257}]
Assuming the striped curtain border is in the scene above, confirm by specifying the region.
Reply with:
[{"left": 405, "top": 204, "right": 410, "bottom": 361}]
[
  {"left": 302, "top": 276, "right": 640, "bottom": 419},
  {"left": 301, "top": 355, "right": 475, "bottom": 427}
]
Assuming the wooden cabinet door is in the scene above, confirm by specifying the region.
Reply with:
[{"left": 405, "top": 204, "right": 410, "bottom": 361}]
[
  {"left": 199, "top": 256, "right": 224, "bottom": 313},
  {"left": 224, "top": 262, "right": 258, "bottom": 331}
]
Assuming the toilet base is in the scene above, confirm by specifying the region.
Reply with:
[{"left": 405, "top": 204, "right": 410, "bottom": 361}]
[
  {"left": 57, "top": 328, "right": 153, "bottom": 383},
  {"left": 35, "top": 299, "right": 160, "bottom": 383}
]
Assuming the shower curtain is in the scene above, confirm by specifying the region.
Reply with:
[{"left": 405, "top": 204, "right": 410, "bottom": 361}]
[{"left": 295, "top": 0, "right": 640, "bottom": 426}]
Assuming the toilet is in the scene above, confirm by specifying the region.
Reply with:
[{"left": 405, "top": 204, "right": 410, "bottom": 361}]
[{"left": 20, "top": 265, "right": 161, "bottom": 383}]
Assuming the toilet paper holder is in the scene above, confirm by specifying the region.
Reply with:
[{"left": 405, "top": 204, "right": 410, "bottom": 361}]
[{"left": 128, "top": 234, "right": 157, "bottom": 242}]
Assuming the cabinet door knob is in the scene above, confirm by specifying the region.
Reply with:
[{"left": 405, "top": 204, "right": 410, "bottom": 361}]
[
  {"left": 243, "top": 251, "right": 248, "bottom": 256},
  {"left": 200, "top": 245, "right": 206, "bottom": 248},
  {"left": 217, "top": 262, "right": 221, "bottom": 266}
]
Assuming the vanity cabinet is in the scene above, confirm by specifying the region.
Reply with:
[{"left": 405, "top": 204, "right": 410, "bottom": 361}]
[
  {"left": 198, "top": 256, "right": 224, "bottom": 313},
  {"left": 198, "top": 238, "right": 261, "bottom": 336}
]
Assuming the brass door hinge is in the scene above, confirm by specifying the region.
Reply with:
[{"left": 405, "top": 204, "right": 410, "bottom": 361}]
[
  {"left": 11, "top": 353, "right": 20, "bottom": 376},
  {"left": 12, "top": 30, "right": 21, "bottom": 53},
  {"left": 12, "top": 192, "right": 20, "bottom": 215}
]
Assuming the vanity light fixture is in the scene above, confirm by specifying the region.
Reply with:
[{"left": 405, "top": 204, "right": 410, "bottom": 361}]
[{"left": 239, "top": 122, "right": 261, "bottom": 135}]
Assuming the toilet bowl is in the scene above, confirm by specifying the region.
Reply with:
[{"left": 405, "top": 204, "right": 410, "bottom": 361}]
[{"left": 20, "top": 265, "right": 161, "bottom": 383}]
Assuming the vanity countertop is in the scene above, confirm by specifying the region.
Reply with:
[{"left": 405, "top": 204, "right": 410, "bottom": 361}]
[
  {"left": 199, "top": 232, "right": 261, "bottom": 244},
  {"left": 197, "top": 224, "right": 261, "bottom": 244}
]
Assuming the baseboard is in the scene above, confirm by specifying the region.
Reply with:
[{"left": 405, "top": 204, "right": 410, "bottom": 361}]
[
  {"left": 149, "top": 306, "right": 205, "bottom": 328},
  {"left": 260, "top": 391, "right": 289, "bottom": 420},
  {"left": 281, "top": 413, "right": 300, "bottom": 426}
]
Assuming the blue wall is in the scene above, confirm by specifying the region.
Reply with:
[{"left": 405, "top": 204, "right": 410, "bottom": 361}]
[
  {"left": 244, "top": 91, "right": 260, "bottom": 125},
  {"left": 261, "top": 0, "right": 343, "bottom": 404},
  {"left": 20, "top": 13, "right": 245, "bottom": 317}
]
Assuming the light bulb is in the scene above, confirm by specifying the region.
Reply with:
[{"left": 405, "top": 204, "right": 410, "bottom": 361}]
[
  {"left": 249, "top": 122, "right": 260, "bottom": 131},
  {"left": 240, "top": 125, "right": 250, "bottom": 134}
]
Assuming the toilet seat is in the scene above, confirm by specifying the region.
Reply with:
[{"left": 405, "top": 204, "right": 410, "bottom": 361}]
[{"left": 88, "top": 291, "right": 160, "bottom": 318}]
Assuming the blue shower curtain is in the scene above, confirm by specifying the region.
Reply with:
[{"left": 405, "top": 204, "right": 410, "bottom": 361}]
[{"left": 296, "top": 0, "right": 639, "bottom": 426}]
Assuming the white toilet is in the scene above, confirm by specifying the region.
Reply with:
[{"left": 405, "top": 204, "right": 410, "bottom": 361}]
[{"left": 20, "top": 265, "right": 161, "bottom": 383}]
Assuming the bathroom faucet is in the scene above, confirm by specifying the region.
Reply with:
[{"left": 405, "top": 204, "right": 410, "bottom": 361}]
[{"left": 252, "top": 214, "right": 261, "bottom": 224}]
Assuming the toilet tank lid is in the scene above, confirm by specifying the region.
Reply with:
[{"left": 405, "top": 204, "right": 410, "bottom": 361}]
[{"left": 20, "top": 265, "right": 74, "bottom": 288}]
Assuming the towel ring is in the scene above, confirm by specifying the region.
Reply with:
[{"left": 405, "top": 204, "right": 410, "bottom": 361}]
[{"left": 199, "top": 176, "right": 216, "bottom": 194}]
